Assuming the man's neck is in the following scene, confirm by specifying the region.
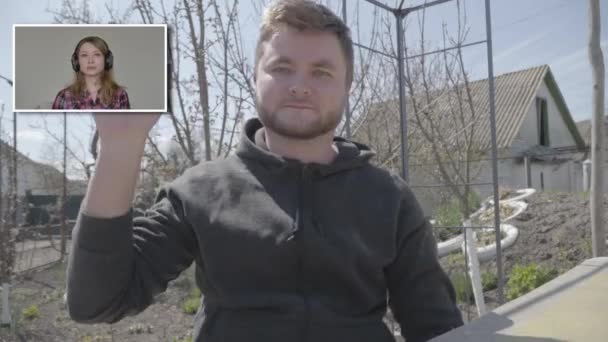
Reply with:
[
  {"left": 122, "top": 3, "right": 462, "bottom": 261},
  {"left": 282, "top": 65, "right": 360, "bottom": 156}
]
[{"left": 264, "top": 128, "right": 338, "bottom": 165}]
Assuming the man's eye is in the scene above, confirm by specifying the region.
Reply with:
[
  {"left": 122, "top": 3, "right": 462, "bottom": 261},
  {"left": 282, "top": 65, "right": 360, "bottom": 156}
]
[
  {"left": 273, "top": 66, "right": 291, "bottom": 73},
  {"left": 313, "top": 70, "right": 332, "bottom": 78}
]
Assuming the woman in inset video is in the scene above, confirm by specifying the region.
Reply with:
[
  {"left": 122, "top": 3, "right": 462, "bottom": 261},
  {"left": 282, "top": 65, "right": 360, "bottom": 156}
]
[{"left": 52, "top": 36, "right": 130, "bottom": 110}]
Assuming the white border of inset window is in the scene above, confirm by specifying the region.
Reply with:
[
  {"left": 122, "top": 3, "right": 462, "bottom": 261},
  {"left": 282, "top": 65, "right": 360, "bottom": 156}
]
[{"left": 13, "top": 24, "right": 167, "bottom": 113}]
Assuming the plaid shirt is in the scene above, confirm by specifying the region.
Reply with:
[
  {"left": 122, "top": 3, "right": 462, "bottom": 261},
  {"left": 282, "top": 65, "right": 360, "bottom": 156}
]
[{"left": 52, "top": 87, "right": 131, "bottom": 110}]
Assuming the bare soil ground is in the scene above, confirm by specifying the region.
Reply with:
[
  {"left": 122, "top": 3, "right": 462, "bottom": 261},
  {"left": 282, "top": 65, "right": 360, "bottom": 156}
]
[{"left": 0, "top": 258, "right": 197, "bottom": 342}]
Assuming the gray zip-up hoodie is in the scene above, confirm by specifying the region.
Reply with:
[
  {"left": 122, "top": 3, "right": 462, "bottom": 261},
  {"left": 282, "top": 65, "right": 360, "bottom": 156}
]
[{"left": 67, "top": 118, "right": 463, "bottom": 342}]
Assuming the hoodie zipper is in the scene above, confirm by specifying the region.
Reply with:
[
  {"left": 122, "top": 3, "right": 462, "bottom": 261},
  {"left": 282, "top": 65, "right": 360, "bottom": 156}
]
[{"left": 296, "top": 165, "right": 312, "bottom": 342}]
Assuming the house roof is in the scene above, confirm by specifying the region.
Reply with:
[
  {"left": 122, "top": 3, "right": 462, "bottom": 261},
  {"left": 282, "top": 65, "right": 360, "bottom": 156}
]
[
  {"left": 575, "top": 116, "right": 608, "bottom": 146},
  {"left": 353, "top": 65, "right": 586, "bottom": 156}
]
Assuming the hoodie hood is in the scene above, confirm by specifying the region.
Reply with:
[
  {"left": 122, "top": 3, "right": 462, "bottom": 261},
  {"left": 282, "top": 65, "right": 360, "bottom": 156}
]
[{"left": 235, "top": 118, "right": 375, "bottom": 176}]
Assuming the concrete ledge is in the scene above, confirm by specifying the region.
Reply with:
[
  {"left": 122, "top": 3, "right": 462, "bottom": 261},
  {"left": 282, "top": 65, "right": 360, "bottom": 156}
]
[{"left": 431, "top": 257, "right": 608, "bottom": 342}]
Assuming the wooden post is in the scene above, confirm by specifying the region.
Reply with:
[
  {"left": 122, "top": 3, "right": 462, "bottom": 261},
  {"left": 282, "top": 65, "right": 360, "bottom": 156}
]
[
  {"left": 524, "top": 156, "right": 532, "bottom": 188},
  {"left": 589, "top": 0, "right": 606, "bottom": 257}
]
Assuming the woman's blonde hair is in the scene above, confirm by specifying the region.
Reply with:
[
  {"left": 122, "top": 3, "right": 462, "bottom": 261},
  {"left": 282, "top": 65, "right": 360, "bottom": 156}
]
[
  {"left": 68, "top": 36, "right": 124, "bottom": 106},
  {"left": 254, "top": 0, "right": 354, "bottom": 86}
]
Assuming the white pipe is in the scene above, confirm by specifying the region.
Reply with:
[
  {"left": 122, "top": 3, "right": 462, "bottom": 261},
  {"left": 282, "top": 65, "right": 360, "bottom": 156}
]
[
  {"left": 438, "top": 201, "right": 525, "bottom": 258},
  {"left": 472, "top": 224, "right": 519, "bottom": 263},
  {"left": 489, "top": 188, "right": 536, "bottom": 204},
  {"left": 500, "top": 201, "right": 527, "bottom": 223},
  {"left": 438, "top": 234, "right": 464, "bottom": 257}
]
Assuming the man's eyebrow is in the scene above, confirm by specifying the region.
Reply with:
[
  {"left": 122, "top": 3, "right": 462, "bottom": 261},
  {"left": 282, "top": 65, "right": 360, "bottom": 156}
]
[
  {"left": 268, "top": 56, "right": 293, "bottom": 65},
  {"left": 268, "top": 57, "right": 336, "bottom": 70},
  {"left": 312, "top": 59, "right": 337, "bottom": 70}
]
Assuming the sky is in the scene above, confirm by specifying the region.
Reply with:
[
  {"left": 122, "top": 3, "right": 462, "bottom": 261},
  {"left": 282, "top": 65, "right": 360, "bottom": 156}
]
[{"left": 0, "top": 0, "right": 607, "bottom": 179}]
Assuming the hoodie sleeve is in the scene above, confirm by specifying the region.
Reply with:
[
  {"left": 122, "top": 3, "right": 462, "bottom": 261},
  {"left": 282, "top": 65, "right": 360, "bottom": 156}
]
[
  {"left": 385, "top": 181, "right": 464, "bottom": 342},
  {"left": 66, "top": 183, "right": 198, "bottom": 323}
]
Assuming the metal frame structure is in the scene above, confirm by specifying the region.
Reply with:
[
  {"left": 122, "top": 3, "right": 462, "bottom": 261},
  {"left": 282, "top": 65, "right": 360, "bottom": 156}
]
[{"left": 341, "top": 0, "right": 505, "bottom": 306}]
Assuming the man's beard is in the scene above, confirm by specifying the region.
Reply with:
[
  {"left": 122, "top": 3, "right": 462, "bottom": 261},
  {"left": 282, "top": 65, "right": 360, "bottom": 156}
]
[{"left": 255, "top": 99, "right": 343, "bottom": 140}]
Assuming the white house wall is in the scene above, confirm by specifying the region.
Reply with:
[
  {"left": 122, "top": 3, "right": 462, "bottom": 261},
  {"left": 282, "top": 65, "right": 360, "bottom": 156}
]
[
  {"left": 474, "top": 157, "right": 582, "bottom": 200},
  {"left": 411, "top": 154, "right": 587, "bottom": 217},
  {"left": 0, "top": 162, "right": 58, "bottom": 197}
]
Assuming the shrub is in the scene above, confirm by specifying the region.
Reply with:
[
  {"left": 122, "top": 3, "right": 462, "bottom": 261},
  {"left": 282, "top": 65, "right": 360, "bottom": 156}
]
[
  {"left": 434, "top": 192, "right": 481, "bottom": 241},
  {"left": 450, "top": 272, "right": 474, "bottom": 303},
  {"left": 182, "top": 297, "right": 200, "bottom": 315},
  {"left": 444, "top": 253, "right": 466, "bottom": 269},
  {"left": 128, "top": 323, "right": 151, "bottom": 334},
  {"left": 482, "top": 272, "right": 498, "bottom": 291},
  {"left": 507, "top": 263, "right": 558, "bottom": 301},
  {"left": 189, "top": 286, "right": 201, "bottom": 299},
  {"left": 21, "top": 304, "right": 39, "bottom": 320},
  {"left": 181, "top": 283, "right": 202, "bottom": 315}
]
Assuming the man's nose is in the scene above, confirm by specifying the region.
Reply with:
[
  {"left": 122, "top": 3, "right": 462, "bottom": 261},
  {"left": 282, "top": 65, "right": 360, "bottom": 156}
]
[{"left": 289, "top": 81, "right": 311, "bottom": 97}]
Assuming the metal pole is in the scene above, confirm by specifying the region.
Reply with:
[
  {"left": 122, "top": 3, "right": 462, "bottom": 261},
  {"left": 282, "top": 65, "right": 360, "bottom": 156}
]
[
  {"left": 0, "top": 102, "right": 7, "bottom": 326},
  {"left": 61, "top": 112, "right": 67, "bottom": 260},
  {"left": 342, "top": 0, "right": 352, "bottom": 139},
  {"left": 12, "top": 112, "right": 16, "bottom": 231},
  {"left": 484, "top": 0, "right": 503, "bottom": 304},
  {"left": 405, "top": 0, "right": 455, "bottom": 14},
  {"left": 524, "top": 156, "right": 532, "bottom": 188},
  {"left": 0, "top": 102, "right": 12, "bottom": 327},
  {"left": 361, "top": 0, "right": 393, "bottom": 12},
  {"left": 396, "top": 13, "right": 409, "bottom": 182},
  {"left": 0, "top": 101, "right": 3, "bottom": 225}
]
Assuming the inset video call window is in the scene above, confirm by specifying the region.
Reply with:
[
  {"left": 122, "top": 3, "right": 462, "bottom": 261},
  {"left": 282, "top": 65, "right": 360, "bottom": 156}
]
[{"left": 13, "top": 24, "right": 167, "bottom": 112}]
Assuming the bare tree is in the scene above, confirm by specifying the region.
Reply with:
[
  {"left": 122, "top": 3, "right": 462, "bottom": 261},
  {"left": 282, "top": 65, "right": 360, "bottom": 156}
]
[
  {"left": 0, "top": 106, "right": 17, "bottom": 327},
  {"left": 352, "top": 0, "right": 483, "bottom": 221},
  {"left": 0, "top": 105, "right": 15, "bottom": 286},
  {"left": 29, "top": 115, "right": 96, "bottom": 181},
  {"left": 406, "top": 0, "right": 483, "bottom": 219},
  {"left": 207, "top": 0, "right": 250, "bottom": 157},
  {"left": 132, "top": 0, "right": 256, "bottom": 161}
]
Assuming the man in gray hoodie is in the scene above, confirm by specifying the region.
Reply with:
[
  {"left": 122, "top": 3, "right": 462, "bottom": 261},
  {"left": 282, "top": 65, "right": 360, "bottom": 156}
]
[{"left": 66, "top": 0, "right": 464, "bottom": 341}]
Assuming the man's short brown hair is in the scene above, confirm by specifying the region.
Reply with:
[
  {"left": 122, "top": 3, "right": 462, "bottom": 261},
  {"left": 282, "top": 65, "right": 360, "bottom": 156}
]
[{"left": 254, "top": 0, "right": 354, "bottom": 86}]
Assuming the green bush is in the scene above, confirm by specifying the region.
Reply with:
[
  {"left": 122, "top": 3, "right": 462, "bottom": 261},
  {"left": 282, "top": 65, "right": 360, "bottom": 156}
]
[
  {"left": 182, "top": 297, "right": 200, "bottom": 315},
  {"left": 189, "top": 286, "right": 201, "bottom": 299},
  {"left": 507, "top": 263, "right": 558, "bottom": 301},
  {"left": 443, "top": 253, "right": 465, "bottom": 269},
  {"left": 434, "top": 192, "right": 481, "bottom": 241},
  {"left": 482, "top": 272, "right": 498, "bottom": 291},
  {"left": 436, "top": 202, "right": 462, "bottom": 228},
  {"left": 180, "top": 275, "right": 202, "bottom": 315},
  {"left": 21, "top": 304, "right": 40, "bottom": 320},
  {"left": 128, "top": 323, "right": 151, "bottom": 334},
  {"left": 450, "top": 272, "right": 474, "bottom": 303}
]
